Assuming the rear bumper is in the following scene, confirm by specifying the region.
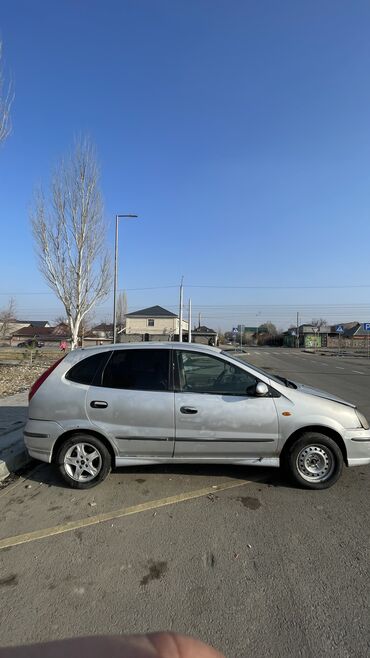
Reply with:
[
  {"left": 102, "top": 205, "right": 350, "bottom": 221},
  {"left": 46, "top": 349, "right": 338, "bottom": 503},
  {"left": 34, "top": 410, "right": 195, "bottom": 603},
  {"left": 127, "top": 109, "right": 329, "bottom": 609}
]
[
  {"left": 344, "top": 428, "right": 370, "bottom": 467},
  {"left": 24, "top": 420, "right": 64, "bottom": 463}
]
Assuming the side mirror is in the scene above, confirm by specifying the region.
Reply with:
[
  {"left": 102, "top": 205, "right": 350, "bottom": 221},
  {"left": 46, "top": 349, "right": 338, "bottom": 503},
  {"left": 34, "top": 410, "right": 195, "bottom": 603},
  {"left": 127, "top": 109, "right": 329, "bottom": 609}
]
[{"left": 255, "top": 382, "right": 269, "bottom": 397}]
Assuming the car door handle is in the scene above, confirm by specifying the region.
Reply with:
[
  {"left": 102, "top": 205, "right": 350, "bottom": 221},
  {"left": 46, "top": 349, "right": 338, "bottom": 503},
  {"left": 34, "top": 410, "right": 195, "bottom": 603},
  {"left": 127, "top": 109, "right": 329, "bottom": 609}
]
[
  {"left": 180, "top": 406, "right": 198, "bottom": 414},
  {"left": 90, "top": 400, "right": 108, "bottom": 409}
]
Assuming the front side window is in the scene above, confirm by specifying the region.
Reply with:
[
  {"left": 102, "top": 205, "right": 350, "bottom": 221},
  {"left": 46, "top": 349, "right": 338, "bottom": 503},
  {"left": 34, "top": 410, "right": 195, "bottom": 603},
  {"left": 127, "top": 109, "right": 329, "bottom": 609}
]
[
  {"left": 101, "top": 349, "right": 170, "bottom": 391},
  {"left": 147, "top": 319, "right": 155, "bottom": 327},
  {"left": 176, "top": 351, "right": 258, "bottom": 396}
]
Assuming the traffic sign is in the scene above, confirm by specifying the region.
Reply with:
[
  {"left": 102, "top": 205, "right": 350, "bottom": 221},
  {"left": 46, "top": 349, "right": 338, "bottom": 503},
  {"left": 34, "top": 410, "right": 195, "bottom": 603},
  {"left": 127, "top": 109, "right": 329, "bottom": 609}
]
[
  {"left": 364, "top": 323, "right": 370, "bottom": 331},
  {"left": 336, "top": 325, "right": 344, "bottom": 334},
  {"left": 232, "top": 327, "right": 237, "bottom": 334}
]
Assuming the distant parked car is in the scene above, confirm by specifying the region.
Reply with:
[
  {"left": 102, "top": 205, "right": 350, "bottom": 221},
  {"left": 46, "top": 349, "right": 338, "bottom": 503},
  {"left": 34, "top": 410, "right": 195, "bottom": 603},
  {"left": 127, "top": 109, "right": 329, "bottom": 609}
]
[
  {"left": 17, "top": 339, "right": 44, "bottom": 348},
  {"left": 24, "top": 343, "right": 370, "bottom": 490}
]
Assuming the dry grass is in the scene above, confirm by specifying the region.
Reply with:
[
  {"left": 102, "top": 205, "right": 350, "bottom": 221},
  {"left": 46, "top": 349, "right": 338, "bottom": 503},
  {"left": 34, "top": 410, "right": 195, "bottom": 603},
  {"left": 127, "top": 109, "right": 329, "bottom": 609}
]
[{"left": 0, "top": 353, "right": 61, "bottom": 397}]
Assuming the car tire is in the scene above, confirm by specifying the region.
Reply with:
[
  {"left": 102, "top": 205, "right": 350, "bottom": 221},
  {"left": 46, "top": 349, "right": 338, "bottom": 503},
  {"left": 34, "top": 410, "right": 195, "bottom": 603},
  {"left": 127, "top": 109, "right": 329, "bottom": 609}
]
[
  {"left": 57, "top": 434, "right": 111, "bottom": 489},
  {"left": 286, "top": 432, "right": 343, "bottom": 490}
]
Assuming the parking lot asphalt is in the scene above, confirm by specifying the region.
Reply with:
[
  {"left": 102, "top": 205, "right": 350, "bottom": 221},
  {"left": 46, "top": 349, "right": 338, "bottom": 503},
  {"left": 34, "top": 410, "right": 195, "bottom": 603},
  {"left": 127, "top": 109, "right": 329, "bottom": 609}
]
[{"left": 0, "top": 348, "right": 369, "bottom": 657}]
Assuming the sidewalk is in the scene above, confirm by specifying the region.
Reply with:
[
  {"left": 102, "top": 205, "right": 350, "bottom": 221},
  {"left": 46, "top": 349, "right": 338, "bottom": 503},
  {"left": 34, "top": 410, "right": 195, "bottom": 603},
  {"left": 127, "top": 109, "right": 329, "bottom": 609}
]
[{"left": 0, "top": 392, "right": 30, "bottom": 480}]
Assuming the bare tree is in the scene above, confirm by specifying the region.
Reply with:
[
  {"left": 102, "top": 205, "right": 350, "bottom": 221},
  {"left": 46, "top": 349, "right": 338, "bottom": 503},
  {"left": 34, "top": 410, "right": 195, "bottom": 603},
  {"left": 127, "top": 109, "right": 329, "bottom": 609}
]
[
  {"left": 311, "top": 318, "right": 327, "bottom": 329},
  {"left": 258, "top": 321, "right": 277, "bottom": 335},
  {"left": 0, "top": 297, "right": 16, "bottom": 337},
  {"left": 31, "top": 138, "right": 111, "bottom": 349},
  {"left": 0, "top": 40, "right": 13, "bottom": 144},
  {"left": 116, "top": 291, "right": 128, "bottom": 332}
]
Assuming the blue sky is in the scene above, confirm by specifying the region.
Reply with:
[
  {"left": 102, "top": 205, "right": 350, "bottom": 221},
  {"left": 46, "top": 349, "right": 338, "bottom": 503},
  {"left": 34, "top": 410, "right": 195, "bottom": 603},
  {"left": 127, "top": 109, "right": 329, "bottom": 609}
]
[{"left": 1, "top": 0, "right": 370, "bottom": 330}]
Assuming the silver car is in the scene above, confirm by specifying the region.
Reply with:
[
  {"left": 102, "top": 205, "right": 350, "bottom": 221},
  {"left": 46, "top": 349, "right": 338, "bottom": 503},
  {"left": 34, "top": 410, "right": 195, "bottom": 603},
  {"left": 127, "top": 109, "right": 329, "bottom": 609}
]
[{"left": 24, "top": 343, "right": 370, "bottom": 489}]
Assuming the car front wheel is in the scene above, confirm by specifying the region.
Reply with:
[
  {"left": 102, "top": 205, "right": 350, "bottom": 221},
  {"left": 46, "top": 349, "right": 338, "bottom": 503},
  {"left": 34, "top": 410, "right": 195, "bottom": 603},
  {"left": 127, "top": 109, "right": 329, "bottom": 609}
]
[
  {"left": 286, "top": 432, "right": 343, "bottom": 490},
  {"left": 57, "top": 434, "right": 111, "bottom": 489}
]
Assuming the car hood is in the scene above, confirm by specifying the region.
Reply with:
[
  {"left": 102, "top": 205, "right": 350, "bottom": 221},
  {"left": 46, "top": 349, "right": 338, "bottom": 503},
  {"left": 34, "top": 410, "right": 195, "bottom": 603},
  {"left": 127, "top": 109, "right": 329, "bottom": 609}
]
[{"left": 294, "top": 383, "right": 356, "bottom": 408}]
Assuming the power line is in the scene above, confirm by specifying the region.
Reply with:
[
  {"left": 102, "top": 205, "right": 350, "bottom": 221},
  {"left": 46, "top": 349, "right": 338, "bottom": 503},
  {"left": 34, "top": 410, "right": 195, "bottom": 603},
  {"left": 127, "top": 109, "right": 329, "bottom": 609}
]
[
  {"left": 186, "top": 284, "right": 370, "bottom": 289},
  {"left": 3, "top": 282, "right": 370, "bottom": 296},
  {"left": 0, "top": 285, "right": 179, "bottom": 295}
]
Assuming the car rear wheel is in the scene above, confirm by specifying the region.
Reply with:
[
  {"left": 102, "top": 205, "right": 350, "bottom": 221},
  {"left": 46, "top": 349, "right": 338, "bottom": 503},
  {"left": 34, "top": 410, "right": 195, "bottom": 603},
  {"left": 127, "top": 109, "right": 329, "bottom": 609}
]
[
  {"left": 57, "top": 434, "right": 111, "bottom": 489},
  {"left": 286, "top": 432, "right": 343, "bottom": 490}
]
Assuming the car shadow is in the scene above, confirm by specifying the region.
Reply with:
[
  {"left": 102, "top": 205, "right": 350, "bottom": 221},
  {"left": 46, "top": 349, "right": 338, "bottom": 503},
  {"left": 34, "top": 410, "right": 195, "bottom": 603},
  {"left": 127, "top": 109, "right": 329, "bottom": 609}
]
[
  {"left": 0, "top": 405, "right": 28, "bottom": 435},
  {"left": 21, "top": 460, "right": 295, "bottom": 490}
]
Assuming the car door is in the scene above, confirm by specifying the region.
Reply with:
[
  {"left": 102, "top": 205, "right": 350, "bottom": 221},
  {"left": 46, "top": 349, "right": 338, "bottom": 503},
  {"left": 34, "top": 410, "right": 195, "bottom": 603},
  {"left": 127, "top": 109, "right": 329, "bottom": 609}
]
[
  {"left": 86, "top": 347, "right": 175, "bottom": 458},
  {"left": 174, "top": 349, "right": 279, "bottom": 458}
]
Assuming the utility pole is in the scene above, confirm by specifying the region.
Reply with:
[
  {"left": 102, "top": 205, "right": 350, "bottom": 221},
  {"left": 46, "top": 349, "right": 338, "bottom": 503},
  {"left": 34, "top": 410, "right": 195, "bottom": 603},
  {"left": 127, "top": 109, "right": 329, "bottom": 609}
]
[
  {"left": 179, "top": 276, "right": 184, "bottom": 342},
  {"left": 296, "top": 312, "right": 299, "bottom": 349},
  {"left": 188, "top": 299, "right": 192, "bottom": 343},
  {"left": 198, "top": 312, "right": 201, "bottom": 329}
]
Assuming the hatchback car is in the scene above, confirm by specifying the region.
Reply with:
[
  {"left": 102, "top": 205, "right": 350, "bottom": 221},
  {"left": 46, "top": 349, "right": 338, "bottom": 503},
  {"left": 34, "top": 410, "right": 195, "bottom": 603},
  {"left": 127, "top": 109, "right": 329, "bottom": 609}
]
[{"left": 24, "top": 343, "right": 370, "bottom": 489}]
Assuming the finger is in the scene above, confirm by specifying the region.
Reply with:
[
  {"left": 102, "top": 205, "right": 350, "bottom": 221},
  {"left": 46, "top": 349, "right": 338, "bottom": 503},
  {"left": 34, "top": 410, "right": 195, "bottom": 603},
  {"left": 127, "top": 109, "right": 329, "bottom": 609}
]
[{"left": 146, "top": 632, "right": 225, "bottom": 658}]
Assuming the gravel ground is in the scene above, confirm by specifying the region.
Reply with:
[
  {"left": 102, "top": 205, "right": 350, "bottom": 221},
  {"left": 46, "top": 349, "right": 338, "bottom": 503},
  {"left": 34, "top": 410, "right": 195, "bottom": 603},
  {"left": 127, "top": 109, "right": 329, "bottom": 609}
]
[{"left": 0, "top": 357, "right": 58, "bottom": 397}]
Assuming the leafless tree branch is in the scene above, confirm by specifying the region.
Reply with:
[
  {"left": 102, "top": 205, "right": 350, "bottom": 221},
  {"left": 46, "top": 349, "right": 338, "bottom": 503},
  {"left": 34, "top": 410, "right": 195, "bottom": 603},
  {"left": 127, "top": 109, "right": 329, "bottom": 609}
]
[
  {"left": 0, "top": 297, "right": 16, "bottom": 338},
  {"left": 0, "top": 40, "right": 14, "bottom": 144}
]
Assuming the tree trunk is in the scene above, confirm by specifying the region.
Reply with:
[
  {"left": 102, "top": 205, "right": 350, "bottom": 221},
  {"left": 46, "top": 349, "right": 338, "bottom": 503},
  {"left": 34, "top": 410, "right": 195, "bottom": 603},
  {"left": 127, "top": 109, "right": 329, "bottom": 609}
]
[
  {"left": 71, "top": 324, "right": 79, "bottom": 350},
  {"left": 69, "top": 315, "right": 80, "bottom": 350}
]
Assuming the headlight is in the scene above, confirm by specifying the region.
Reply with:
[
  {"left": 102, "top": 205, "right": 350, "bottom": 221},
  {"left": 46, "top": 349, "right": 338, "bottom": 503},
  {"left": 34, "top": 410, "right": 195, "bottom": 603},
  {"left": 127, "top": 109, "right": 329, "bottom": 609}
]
[{"left": 355, "top": 410, "right": 369, "bottom": 430}]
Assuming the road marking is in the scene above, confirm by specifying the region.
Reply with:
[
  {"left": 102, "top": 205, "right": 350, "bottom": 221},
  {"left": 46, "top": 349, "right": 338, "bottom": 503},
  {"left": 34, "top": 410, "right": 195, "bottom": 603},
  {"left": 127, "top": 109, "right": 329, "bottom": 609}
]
[
  {"left": 320, "top": 363, "right": 328, "bottom": 367},
  {"left": 0, "top": 479, "right": 249, "bottom": 550},
  {"left": 336, "top": 367, "right": 345, "bottom": 370},
  {"left": 352, "top": 370, "right": 365, "bottom": 374}
]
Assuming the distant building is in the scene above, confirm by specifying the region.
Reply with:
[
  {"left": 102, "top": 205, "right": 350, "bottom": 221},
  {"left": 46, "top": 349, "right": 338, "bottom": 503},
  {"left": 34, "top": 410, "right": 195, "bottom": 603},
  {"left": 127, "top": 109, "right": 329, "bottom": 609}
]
[
  {"left": 283, "top": 322, "right": 369, "bottom": 349},
  {"left": 238, "top": 326, "right": 258, "bottom": 344},
  {"left": 191, "top": 325, "right": 218, "bottom": 346},
  {"left": 17, "top": 320, "right": 50, "bottom": 328},
  {"left": 123, "top": 305, "right": 188, "bottom": 342},
  {"left": 10, "top": 322, "right": 70, "bottom": 347},
  {"left": 0, "top": 319, "right": 50, "bottom": 343},
  {"left": 83, "top": 323, "right": 113, "bottom": 346}
]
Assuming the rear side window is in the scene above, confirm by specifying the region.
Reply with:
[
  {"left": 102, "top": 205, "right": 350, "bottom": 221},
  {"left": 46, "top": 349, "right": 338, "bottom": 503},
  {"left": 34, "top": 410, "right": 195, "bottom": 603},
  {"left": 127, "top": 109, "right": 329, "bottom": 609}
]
[
  {"left": 66, "top": 352, "right": 112, "bottom": 385},
  {"left": 101, "top": 349, "right": 170, "bottom": 391}
]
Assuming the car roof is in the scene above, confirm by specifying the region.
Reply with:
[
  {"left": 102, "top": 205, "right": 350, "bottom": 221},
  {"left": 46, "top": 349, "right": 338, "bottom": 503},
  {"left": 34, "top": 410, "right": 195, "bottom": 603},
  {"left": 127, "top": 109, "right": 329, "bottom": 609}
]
[{"left": 75, "top": 341, "right": 221, "bottom": 355}]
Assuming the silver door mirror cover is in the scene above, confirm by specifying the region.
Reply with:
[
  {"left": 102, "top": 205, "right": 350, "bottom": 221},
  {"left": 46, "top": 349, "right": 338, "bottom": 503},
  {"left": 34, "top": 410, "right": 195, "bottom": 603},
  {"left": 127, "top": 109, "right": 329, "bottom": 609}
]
[{"left": 255, "top": 382, "right": 269, "bottom": 397}]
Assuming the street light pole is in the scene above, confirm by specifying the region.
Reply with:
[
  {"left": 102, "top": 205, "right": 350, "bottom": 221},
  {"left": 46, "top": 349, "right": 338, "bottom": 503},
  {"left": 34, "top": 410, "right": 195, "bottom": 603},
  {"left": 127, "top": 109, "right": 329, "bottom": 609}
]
[
  {"left": 113, "top": 214, "right": 138, "bottom": 344},
  {"left": 188, "top": 298, "right": 192, "bottom": 343},
  {"left": 179, "top": 277, "right": 184, "bottom": 342}
]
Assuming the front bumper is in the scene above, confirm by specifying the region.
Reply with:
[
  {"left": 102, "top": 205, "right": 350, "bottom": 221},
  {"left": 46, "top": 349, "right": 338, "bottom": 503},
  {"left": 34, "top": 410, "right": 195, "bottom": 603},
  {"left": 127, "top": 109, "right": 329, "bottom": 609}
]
[
  {"left": 343, "top": 428, "right": 370, "bottom": 466},
  {"left": 24, "top": 420, "right": 64, "bottom": 463}
]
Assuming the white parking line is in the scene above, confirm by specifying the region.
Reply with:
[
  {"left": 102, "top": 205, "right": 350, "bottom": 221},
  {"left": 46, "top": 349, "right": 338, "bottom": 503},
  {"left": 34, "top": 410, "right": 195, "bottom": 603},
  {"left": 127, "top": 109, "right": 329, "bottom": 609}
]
[
  {"left": 336, "top": 366, "right": 345, "bottom": 370},
  {"left": 352, "top": 370, "right": 365, "bottom": 374}
]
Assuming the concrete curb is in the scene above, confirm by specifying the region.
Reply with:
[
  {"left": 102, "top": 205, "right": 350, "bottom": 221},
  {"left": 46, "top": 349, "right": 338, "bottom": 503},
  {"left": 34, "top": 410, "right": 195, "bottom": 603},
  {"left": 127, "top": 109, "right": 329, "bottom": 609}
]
[{"left": 0, "top": 427, "right": 31, "bottom": 481}]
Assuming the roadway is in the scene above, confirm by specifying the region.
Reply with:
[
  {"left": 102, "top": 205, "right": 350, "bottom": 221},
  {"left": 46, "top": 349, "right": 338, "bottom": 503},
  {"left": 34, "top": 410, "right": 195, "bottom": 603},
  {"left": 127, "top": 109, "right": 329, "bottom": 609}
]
[
  {"left": 0, "top": 348, "right": 369, "bottom": 657},
  {"left": 238, "top": 347, "right": 370, "bottom": 417}
]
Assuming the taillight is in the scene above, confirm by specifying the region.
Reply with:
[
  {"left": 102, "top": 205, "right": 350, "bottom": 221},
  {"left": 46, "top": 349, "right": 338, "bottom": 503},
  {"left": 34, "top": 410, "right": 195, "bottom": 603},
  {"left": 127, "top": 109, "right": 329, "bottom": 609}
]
[{"left": 28, "top": 356, "right": 66, "bottom": 402}]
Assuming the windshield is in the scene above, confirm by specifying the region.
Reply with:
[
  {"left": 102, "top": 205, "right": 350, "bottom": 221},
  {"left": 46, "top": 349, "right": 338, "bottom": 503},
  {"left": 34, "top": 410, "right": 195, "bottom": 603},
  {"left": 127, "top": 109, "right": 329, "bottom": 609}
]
[{"left": 221, "top": 351, "right": 296, "bottom": 387}]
